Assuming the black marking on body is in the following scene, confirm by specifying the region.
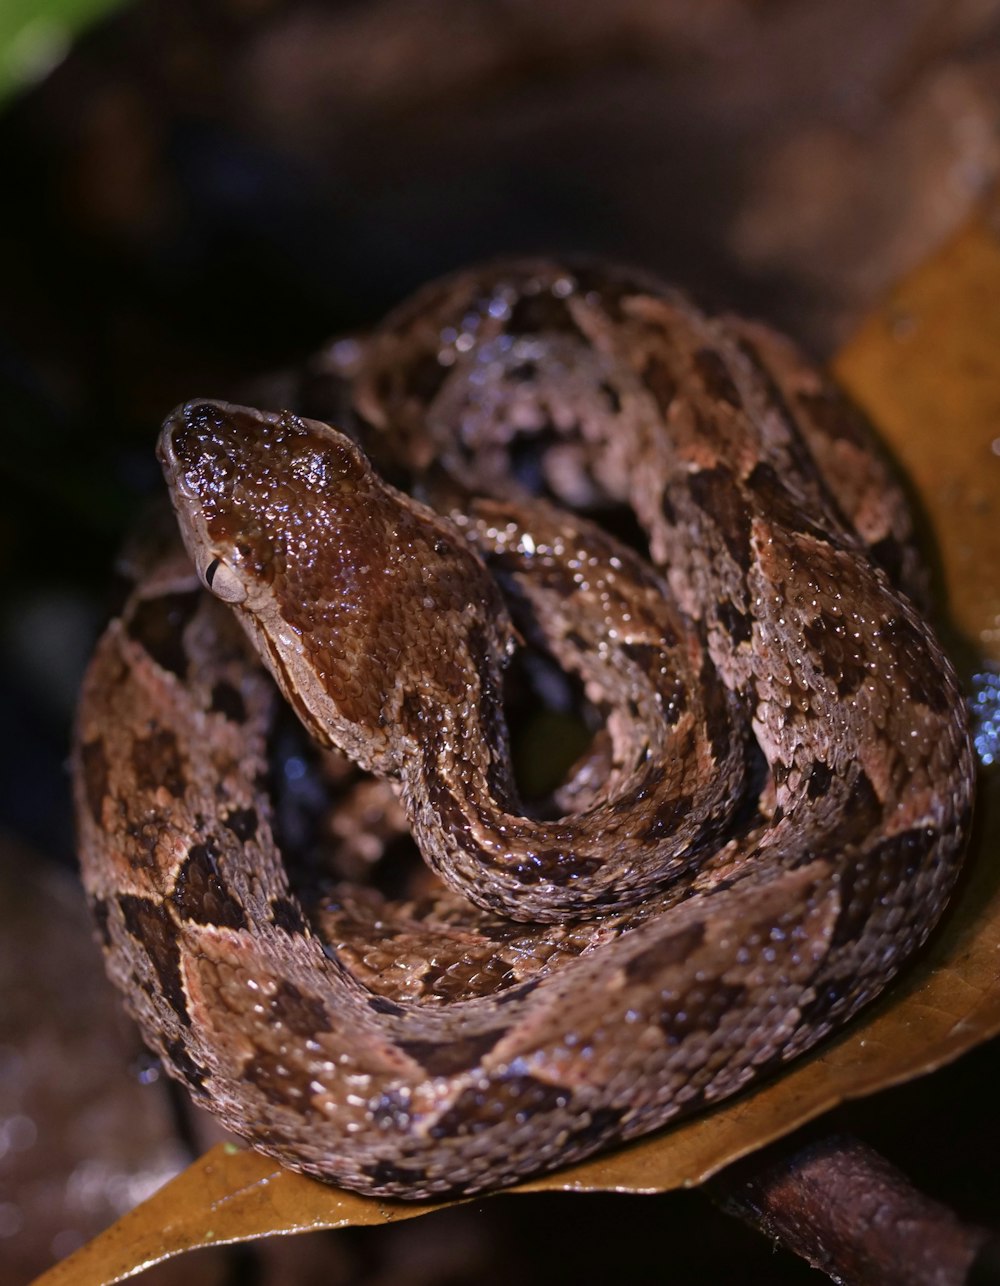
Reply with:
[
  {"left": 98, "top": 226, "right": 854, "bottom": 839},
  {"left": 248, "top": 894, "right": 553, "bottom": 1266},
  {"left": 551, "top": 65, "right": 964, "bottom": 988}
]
[
  {"left": 223, "top": 806, "right": 259, "bottom": 842},
  {"left": 506, "top": 291, "right": 585, "bottom": 339},
  {"left": 600, "top": 380, "right": 622, "bottom": 413},
  {"left": 405, "top": 352, "right": 451, "bottom": 403},
  {"left": 125, "top": 816, "right": 169, "bottom": 871},
  {"left": 493, "top": 977, "right": 540, "bottom": 1005},
  {"left": 132, "top": 728, "right": 186, "bottom": 800},
  {"left": 642, "top": 355, "right": 679, "bottom": 415},
  {"left": 165, "top": 1037, "right": 208, "bottom": 1093},
  {"left": 692, "top": 347, "right": 741, "bottom": 407},
  {"left": 429, "top": 1073, "right": 570, "bottom": 1140},
  {"left": 688, "top": 467, "right": 752, "bottom": 573},
  {"left": 805, "top": 761, "right": 834, "bottom": 800},
  {"left": 270, "top": 979, "right": 333, "bottom": 1036},
  {"left": 815, "top": 770, "right": 884, "bottom": 853},
  {"left": 90, "top": 896, "right": 112, "bottom": 948},
  {"left": 869, "top": 535, "right": 906, "bottom": 590},
  {"left": 744, "top": 462, "right": 833, "bottom": 544},
  {"left": 516, "top": 847, "right": 605, "bottom": 888},
  {"left": 624, "top": 922, "right": 705, "bottom": 984},
  {"left": 270, "top": 897, "right": 306, "bottom": 934},
  {"left": 880, "top": 614, "right": 949, "bottom": 713},
  {"left": 642, "top": 792, "right": 695, "bottom": 844},
  {"left": 802, "top": 608, "right": 869, "bottom": 698},
  {"left": 171, "top": 842, "right": 248, "bottom": 930},
  {"left": 80, "top": 738, "right": 110, "bottom": 825},
  {"left": 367, "top": 994, "right": 406, "bottom": 1017},
  {"left": 716, "top": 599, "right": 753, "bottom": 647},
  {"left": 126, "top": 591, "right": 201, "bottom": 680},
  {"left": 795, "top": 387, "right": 869, "bottom": 448},
  {"left": 702, "top": 657, "right": 737, "bottom": 768},
  {"left": 659, "top": 980, "right": 749, "bottom": 1045},
  {"left": 832, "top": 827, "right": 935, "bottom": 948},
  {"left": 620, "top": 638, "right": 677, "bottom": 676},
  {"left": 361, "top": 1159, "right": 428, "bottom": 1191},
  {"left": 118, "top": 895, "right": 190, "bottom": 1025},
  {"left": 565, "top": 1104, "right": 629, "bottom": 1149},
  {"left": 369, "top": 1089, "right": 414, "bottom": 1132},
  {"left": 244, "top": 1051, "right": 310, "bottom": 1106},
  {"left": 569, "top": 263, "right": 653, "bottom": 319},
  {"left": 399, "top": 1028, "right": 506, "bottom": 1077},
  {"left": 210, "top": 680, "right": 248, "bottom": 723}
]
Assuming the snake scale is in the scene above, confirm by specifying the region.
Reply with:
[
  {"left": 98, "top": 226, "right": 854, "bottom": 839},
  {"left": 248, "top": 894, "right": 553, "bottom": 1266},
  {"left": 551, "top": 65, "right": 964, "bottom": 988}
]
[{"left": 73, "top": 260, "right": 975, "bottom": 1198}]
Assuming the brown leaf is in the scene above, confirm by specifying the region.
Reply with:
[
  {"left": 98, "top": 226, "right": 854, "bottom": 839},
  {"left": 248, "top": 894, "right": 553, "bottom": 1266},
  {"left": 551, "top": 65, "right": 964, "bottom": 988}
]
[{"left": 35, "top": 209, "right": 1000, "bottom": 1283}]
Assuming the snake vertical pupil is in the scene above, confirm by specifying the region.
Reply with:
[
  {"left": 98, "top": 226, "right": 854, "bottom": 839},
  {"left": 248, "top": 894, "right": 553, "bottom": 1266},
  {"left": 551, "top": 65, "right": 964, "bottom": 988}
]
[{"left": 205, "top": 558, "right": 220, "bottom": 588}]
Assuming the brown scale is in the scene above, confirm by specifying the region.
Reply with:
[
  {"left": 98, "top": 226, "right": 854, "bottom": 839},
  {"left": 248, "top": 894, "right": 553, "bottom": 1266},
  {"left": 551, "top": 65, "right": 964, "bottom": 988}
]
[{"left": 73, "top": 260, "right": 974, "bottom": 1199}]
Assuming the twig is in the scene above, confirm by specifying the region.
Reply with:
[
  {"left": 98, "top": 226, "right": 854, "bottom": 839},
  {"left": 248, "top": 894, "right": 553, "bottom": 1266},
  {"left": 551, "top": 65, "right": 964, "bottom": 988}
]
[{"left": 708, "top": 1133, "right": 998, "bottom": 1286}]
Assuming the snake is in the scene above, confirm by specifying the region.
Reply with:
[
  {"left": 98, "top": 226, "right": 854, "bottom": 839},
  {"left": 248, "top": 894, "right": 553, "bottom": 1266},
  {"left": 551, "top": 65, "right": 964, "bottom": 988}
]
[{"left": 72, "top": 260, "right": 975, "bottom": 1198}]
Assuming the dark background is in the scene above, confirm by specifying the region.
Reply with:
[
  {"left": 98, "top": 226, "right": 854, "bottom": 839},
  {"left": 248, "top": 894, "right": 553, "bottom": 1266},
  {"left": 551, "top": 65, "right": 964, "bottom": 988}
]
[{"left": 2, "top": 2, "right": 1000, "bottom": 1281}]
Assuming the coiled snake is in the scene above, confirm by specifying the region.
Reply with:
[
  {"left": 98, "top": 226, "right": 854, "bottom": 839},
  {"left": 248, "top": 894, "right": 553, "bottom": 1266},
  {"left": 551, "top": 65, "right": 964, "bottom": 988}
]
[{"left": 72, "top": 261, "right": 974, "bottom": 1198}]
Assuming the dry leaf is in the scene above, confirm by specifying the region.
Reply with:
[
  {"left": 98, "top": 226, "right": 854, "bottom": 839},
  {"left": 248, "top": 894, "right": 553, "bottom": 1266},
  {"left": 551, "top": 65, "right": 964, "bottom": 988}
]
[{"left": 35, "top": 208, "right": 1000, "bottom": 1285}]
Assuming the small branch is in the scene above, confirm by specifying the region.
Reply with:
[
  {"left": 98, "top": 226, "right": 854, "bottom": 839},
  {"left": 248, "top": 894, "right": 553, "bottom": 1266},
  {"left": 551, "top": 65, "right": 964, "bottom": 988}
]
[{"left": 707, "top": 1133, "right": 998, "bottom": 1286}]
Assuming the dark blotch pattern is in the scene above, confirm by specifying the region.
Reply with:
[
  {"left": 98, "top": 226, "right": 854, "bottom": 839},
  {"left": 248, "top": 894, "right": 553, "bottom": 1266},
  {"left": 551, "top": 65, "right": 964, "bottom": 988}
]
[
  {"left": 361, "top": 1159, "right": 428, "bottom": 1191},
  {"left": 494, "top": 978, "right": 540, "bottom": 1005},
  {"left": 795, "top": 388, "right": 868, "bottom": 448},
  {"left": 880, "top": 614, "right": 949, "bottom": 713},
  {"left": 805, "top": 761, "right": 834, "bottom": 800},
  {"left": 643, "top": 355, "right": 679, "bottom": 415},
  {"left": 271, "top": 979, "right": 332, "bottom": 1036},
  {"left": 399, "top": 1028, "right": 506, "bottom": 1077},
  {"left": 223, "top": 807, "right": 259, "bottom": 842},
  {"left": 405, "top": 353, "right": 451, "bottom": 403},
  {"left": 600, "top": 380, "right": 622, "bottom": 413},
  {"left": 210, "top": 680, "right": 248, "bottom": 723},
  {"left": 80, "top": 738, "right": 110, "bottom": 826},
  {"left": 367, "top": 994, "right": 406, "bottom": 1017},
  {"left": 745, "top": 462, "right": 831, "bottom": 543},
  {"left": 369, "top": 1090, "right": 413, "bottom": 1131},
  {"left": 566, "top": 1105, "right": 628, "bottom": 1149},
  {"left": 270, "top": 897, "right": 306, "bottom": 934},
  {"left": 624, "top": 921, "right": 705, "bottom": 984},
  {"left": 118, "top": 895, "right": 190, "bottom": 1025},
  {"left": 868, "top": 535, "right": 905, "bottom": 590},
  {"left": 692, "top": 347, "right": 741, "bottom": 407},
  {"left": 125, "top": 817, "right": 164, "bottom": 871},
  {"left": 659, "top": 980, "right": 749, "bottom": 1045},
  {"left": 244, "top": 1050, "right": 309, "bottom": 1107},
  {"left": 688, "top": 467, "right": 752, "bottom": 573},
  {"left": 819, "top": 770, "right": 884, "bottom": 852},
  {"left": 126, "top": 591, "right": 201, "bottom": 680},
  {"left": 506, "top": 291, "right": 584, "bottom": 339},
  {"left": 832, "top": 827, "right": 935, "bottom": 948},
  {"left": 802, "top": 609, "right": 869, "bottom": 698},
  {"left": 165, "top": 1037, "right": 208, "bottom": 1093},
  {"left": 132, "top": 728, "right": 186, "bottom": 800},
  {"left": 90, "top": 897, "right": 112, "bottom": 948},
  {"left": 171, "top": 842, "right": 248, "bottom": 930},
  {"left": 430, "top": 1073, "right": 570, "bottom": 1140},
  {"left": 520, "top": 848, "right": 605, "bottom": 888},
  {"left": 642, "top": 792, "right": 694, "bottom": 844},
  {"left": 716, "top": 599, "right": 753, "bottom": 646}
]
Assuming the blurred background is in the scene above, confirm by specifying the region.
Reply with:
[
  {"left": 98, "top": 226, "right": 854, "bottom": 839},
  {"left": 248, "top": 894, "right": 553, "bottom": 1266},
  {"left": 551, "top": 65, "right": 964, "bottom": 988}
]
[{"left": 2, "top": 1, "right": 1000, "bottom": 1282}]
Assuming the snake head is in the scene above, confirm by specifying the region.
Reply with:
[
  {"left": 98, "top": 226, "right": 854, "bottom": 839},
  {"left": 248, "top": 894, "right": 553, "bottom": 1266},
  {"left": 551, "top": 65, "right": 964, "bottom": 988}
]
[
  {"left": 157, "top": 399, "right": 514, "bottom": 771},
  {"left": 158, "top": 400, "right": 371, "bottom": 606}
]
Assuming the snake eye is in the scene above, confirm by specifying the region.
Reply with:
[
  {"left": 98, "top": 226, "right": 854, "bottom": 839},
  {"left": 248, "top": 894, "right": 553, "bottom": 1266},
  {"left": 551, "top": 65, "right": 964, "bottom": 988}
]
[{"left": 203, "top": 556, "right": 247, "bottom": 603}]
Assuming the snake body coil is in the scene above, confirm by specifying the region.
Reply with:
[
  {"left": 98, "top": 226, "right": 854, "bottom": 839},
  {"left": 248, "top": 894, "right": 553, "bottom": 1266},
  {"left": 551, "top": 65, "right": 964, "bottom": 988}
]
[{"left": 73, "top": 261, "right": 974, "bottom": 1197}]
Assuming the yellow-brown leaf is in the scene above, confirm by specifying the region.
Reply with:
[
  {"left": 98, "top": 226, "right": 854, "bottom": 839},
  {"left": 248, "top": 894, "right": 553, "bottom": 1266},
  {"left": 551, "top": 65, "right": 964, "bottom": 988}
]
[{"left": 37, "top": 208, "right": 1000, "bottom": 1285}]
